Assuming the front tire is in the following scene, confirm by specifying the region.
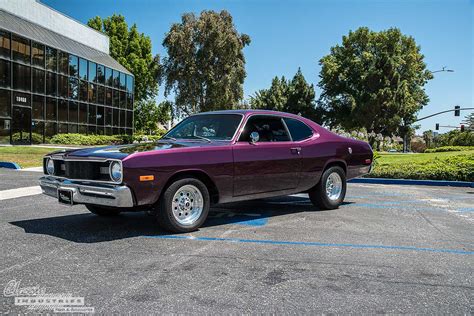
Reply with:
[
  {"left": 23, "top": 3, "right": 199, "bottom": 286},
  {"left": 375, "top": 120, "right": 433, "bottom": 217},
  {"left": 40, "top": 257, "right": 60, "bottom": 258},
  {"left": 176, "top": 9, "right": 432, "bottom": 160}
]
[
  {"left": 156, "top": 177, "right": 210, "bottom": 233},
  {"left": 86, "top": 205, "right": 121, "bottom": 216},
  {"left": 309, "top": 166, "right": 346, "bottom": 210}
]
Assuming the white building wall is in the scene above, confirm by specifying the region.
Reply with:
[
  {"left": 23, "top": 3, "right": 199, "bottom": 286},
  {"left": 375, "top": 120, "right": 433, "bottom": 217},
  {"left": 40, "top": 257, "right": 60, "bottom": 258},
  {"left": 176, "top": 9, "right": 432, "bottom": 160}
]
[{"left": 0, "top": 0, "right": 109, "bottom": 54}]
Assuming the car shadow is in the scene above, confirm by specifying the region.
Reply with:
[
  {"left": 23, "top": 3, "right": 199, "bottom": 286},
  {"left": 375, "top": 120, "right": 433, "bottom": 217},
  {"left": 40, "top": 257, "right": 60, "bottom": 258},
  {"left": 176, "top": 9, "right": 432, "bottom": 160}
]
[{"left": 10, "top": 195, "right": 354, "bottom": 243}]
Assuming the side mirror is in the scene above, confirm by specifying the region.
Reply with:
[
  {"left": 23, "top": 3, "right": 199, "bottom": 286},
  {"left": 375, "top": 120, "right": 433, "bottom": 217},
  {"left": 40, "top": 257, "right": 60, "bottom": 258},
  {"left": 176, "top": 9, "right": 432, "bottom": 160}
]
[{"left": 249, "top": 131, "right": 259, "bottom": 144}]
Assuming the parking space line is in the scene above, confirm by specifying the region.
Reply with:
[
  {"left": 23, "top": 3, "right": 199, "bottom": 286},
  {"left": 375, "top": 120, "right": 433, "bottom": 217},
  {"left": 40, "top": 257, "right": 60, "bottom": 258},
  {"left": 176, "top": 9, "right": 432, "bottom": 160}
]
[
  {"left": 146, "top": 235, "right": 474, "bottom": 255},
  {"left": 0, "top": 186, "right": 42, "bottom": 201}
]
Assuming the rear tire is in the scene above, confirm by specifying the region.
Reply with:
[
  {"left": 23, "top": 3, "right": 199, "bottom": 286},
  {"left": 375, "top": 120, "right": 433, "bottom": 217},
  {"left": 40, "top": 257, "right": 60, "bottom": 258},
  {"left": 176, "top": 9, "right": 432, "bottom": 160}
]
[
  {"left": 156, "top": 177, "right": 210, "bottom": 233},
  {"left": 86, "top": 205, "right": 121, "bottom": 216},
  {"left": 309, "top": 166, "right": 346, "bottom": 210}
]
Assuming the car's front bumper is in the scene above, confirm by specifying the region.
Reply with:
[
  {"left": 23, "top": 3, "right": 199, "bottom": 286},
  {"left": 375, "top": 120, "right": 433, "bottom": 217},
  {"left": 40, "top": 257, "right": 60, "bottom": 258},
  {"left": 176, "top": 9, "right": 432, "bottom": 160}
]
[{"left": 39, "top": 176, "right": 134, "bottom": 208}]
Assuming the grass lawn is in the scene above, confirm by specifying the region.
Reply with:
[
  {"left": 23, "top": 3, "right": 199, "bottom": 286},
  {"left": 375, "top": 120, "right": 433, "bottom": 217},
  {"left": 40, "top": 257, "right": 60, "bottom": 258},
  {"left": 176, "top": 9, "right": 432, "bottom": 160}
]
[
  {"left": 0, "top": 147, "right": 57, "bottom": 168},
  {"left": 371, "top": 150, "right": 474, "bottom": 181}
]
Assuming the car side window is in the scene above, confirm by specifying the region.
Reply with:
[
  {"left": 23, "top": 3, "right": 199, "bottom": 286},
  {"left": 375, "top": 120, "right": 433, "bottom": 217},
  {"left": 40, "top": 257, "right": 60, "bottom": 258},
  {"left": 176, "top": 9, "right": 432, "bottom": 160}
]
[
  {"left": 283, "top": 118, "right": 313, "bottom": 141},
  {"left": 239, "top": 116, "right": 291, "bottom": 142}
]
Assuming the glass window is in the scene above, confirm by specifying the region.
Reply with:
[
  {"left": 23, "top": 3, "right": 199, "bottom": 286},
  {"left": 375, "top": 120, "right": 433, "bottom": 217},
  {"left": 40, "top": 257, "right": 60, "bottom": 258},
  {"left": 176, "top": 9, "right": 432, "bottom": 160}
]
[
  {"left": 45, "top": 98, "right": 56, "bottom": 121},
  {"left": 97, "top": 106, "right": 104, "bottom": 126},
  {"left": 45, "top": 47, "right": 57, "bottom": 71},
  {"left": 105, "top": 88, "right": 112, "bottom": 106},
  {"left": 45, "top": 122, "right": 57, "bottom": 140},
  {"left": 0, "top": 31, "right": 10, "bottom": 59},
  {"left": 96, "top": 126, "right": 104, "bottom": 135},
  {"left": 68, "top": 123, "right": 78, "bottom": 133},
  {"left": 126, "top": 111, "right": 133, "bottom": 128},
  {"left": 105, "top": 107, "right": 112, "bottom": 126},
  {"left": 58, "top": 51, "right": 69, "bottom": 74},
  {"left": 11, "top": 35, "right": 30, "bottom": 64},
  {"left": 88, "top": 83, "right": 97, "bottom": 104},
  {"left": 58, "top": 75, "right": 68, "bottom": 98},
  {"left": 120, "top": 110, "right": 125, "bottom": 127},
  {"left": 283, "top": 118, "right": 313, "bottom": 141},
  {"left": 32, "top": 42, "right": 44, "bottom": 67},
  {"left": 78, "top": 125, "right": 87, "bottom": 134},
  {"left": 239, "top": 116, "right": 290, "bottom": 142},
  {"left": 0, "top": 89, "right": 11, "bottom": 117},
  {"left": 45, "top": 72, "right": 56, "bottom": 96},
  {"left": 79, "top": 80, "right": 88, "bottom": 102},
  {"left": 126, "top": 93, "right": 133, "bottom": 110},
  {"left": 12, "top": 63, "right": 30, "bottom": 91},
  {"left": 79, "top": 103, "right": 87, "bottom": 124},
  {"left": 105, "top": 126, "right": 112, "bottom": 135},
  {"left": 97, "top": 85, "right": 105, "bottom": 104},
  {"left": 69, "top": 102, "right": 78, "bottom": 123},
  {"left": 97, "top": 65, "right": 105, "bottom": 84},
  {"left": 119, "top": 91, "right": 126, "bottom": 108},
  {"left": 0, "top": 59, "right": 10, "bottom": 88},
  {"left": 113, "top": 89, "right": 119, "bottom": 108},
  {"left": 119, "top": 72, "right": 126, "bottom": 90},
  {"left": 32, "top": 68, "right": 45, "bottom": 94},
  {"left": 59, "top": 123, "right": 68, "bottom": 134},
  {"left": 88, "top": 62, "right": 96, "bottom": 82},
  {"left": 167, "top": 114, "right": 242, "bottom": 141},
  {"left": 105, "top": 67, "right": 113, "bottom": 86},
  {"left": 32, "top": 95, "right": 44, "bottom": 120},
  {"left": 0, "top": 118, "right": 11, "bottom": 144},
  {"left": 58, "top": 100, "right": 68, "bottom": 122},
  {"left": 113, "top": 108, "right": 119, "bottom": 127},
  {"left": 126, "top": 75, "right": 133, "bottom": 93},
  {"left": 88, "top": 125, "right": 96, "bottom": 135},
  {"left": 88, "top": 104, "right": 96, "bottom": 125},
  {"left": 69, "top": 55, "right": 78, "bottom": 77},
  {"left": 69, "top": 77, "right": 78, "bottom": 100},
  {"left": 113, "top": 70, "right": 120, "bottom": 88},
  {"left": 31, "top": 121, "right": 44, "bottom": 144},
  {"left": 79, "top": 58, "right": 88, "bottom": 80}
]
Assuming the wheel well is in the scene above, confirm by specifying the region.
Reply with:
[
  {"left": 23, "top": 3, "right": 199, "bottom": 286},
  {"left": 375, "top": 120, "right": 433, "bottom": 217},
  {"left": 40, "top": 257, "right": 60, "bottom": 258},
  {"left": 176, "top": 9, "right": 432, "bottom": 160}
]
[
  {"left": 324, "top": 161, "right": 347, "bottom": 175},
  {"left": 163, "top": 170, "right": 219, "bottom": 204}
]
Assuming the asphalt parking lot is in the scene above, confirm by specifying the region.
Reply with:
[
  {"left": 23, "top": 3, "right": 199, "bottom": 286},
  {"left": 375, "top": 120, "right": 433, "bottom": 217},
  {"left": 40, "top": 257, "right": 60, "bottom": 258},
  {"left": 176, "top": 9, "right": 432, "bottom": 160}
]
[{"left": 0, "top": 168, "right": 472, "bottom": 314}]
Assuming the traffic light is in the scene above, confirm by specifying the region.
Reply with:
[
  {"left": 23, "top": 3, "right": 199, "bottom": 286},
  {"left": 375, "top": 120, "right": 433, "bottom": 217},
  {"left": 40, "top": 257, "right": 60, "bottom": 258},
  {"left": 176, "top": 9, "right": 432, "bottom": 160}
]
[
  {"left": 435, "top": 123, "right": 439, "bottom": 130},
  {"left": 454, "top": 105, "right": 460, "bottom": 116},
  {"left": 460, "top": 124, "right": 465, "bottom": 132}
]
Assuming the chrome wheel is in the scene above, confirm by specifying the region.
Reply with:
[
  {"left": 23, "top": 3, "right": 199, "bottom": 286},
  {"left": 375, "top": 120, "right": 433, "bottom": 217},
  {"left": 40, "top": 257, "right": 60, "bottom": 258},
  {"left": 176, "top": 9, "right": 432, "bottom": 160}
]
[
  {"left": 171, "top": 184, "right": 204, "bottom": 226},
  {"left": 325, "top": 172, "right": 342, "bottom": 201}
]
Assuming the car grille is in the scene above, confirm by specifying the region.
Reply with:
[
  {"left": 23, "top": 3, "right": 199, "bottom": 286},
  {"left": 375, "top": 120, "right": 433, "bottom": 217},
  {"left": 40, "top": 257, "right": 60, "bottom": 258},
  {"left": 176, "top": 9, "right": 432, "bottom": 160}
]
[{"left": 46, "top": 158, "right": 114, "bottom": 182}]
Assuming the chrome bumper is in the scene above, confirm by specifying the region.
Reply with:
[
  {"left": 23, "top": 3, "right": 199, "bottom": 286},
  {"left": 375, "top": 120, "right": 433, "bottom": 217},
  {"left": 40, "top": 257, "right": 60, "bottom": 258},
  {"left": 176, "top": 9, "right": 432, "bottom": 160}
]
[{"left": 39, "top": 176, "right": 134, "bottom": 208}]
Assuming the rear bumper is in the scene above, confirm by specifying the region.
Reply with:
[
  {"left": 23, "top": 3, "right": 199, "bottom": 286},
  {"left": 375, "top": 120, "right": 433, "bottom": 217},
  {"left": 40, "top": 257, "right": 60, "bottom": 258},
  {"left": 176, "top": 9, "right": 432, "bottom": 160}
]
[{"left": 39, "top": 176, "right": 134, "bottom": 208}]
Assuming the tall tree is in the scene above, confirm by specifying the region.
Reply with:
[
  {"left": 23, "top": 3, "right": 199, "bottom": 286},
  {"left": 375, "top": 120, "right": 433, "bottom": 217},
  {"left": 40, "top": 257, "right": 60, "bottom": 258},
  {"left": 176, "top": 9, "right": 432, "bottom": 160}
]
[
  {"left": 318, "top": 27, "right": 433, "bottom": 144},
  {"left": 134, "top": 100, "right": 172, "bottom": 133},
  {"left": 87, "top": 15, "right": 161, "bottom": 102},
  {"left": 250, "top": 69, "right": 322, "bottom": 122},
  {"left": 462, "top": 113, "right": 474, "bottom": 130},
  {"left": 162, "top": 10, "right": 251, "bottom": 115}
]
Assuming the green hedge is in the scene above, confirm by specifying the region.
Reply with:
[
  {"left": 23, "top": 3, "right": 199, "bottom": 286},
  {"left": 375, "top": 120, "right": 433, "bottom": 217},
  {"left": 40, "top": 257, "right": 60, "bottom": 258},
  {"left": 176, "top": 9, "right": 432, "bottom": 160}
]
[
  {"left": 370, "top": 154, "right": 474, "bottom": 182},
  {"left": 49, "top": 131, "right": 166, "bottom": 146},
  {"left": 424, "top": 146, "right": 474, "bottom": 153}
]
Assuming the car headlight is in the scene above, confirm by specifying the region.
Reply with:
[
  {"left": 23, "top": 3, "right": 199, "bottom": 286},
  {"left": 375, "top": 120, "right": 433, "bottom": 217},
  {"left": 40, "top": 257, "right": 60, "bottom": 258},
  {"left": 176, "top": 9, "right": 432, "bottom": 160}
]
[
  {"left": 46, "top": 158, "right": 55, "bottom": 175},
  {"left": 110, "top": 161, "right": 122, "bottom": 182}
]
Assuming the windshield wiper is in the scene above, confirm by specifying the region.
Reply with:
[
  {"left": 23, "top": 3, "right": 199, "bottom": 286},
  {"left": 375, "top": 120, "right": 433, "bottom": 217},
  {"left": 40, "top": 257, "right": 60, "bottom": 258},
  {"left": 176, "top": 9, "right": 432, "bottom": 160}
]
[
  {"left": 192, "top": 135, "right": 212, "bottom": 143},
  {"left": 161, "top": 135, "right": 176, "bottom": 141}
]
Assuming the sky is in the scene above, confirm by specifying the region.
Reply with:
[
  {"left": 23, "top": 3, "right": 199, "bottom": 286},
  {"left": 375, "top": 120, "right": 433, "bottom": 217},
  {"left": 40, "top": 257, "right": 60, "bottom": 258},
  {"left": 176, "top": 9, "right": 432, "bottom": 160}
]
[{"left": 42, "top": 0, "right": 473, "bottom": 133}]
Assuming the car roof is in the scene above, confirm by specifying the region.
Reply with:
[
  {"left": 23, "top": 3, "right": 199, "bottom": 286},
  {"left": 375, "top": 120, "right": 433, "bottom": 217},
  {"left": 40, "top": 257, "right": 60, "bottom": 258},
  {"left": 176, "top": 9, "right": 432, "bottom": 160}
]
[{"left": 194, "top": 109, "right": 303, "bottom": 118}]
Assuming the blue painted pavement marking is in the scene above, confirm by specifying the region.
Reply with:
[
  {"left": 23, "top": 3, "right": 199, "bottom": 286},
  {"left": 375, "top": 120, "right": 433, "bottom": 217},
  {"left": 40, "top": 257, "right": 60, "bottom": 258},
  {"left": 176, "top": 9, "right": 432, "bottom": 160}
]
[
  {"left": 207, "top": 210, "right": 269, "bottom": 227},
  {"left": 145, "top": 235, "right": 474, "bottom": 255},
  {"left": 457, "top": 207, "right": 474, "bottom": 213}
]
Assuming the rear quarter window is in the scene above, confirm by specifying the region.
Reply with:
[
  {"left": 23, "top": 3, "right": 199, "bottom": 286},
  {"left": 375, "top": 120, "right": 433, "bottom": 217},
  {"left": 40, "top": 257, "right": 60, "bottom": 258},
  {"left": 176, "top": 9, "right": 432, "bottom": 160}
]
[{"left": 284, "top": 118, "right": 313, "bottom": 141}]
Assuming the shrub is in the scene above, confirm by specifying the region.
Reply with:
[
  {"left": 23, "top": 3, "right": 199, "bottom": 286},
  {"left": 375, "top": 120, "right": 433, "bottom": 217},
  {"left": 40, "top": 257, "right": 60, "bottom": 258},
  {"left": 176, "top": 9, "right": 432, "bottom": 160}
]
[
  {"left": 49, "top": 131, "right": 167, "bottom": 146},
  {"left": 11, "top": 132, "right": 43, "bottom": 144},
  {"left": 369, "top": 153, "right": 474, "bottom": 182},
  {"left": 425, "top": 146, "right": 474, "bottom": 153}
]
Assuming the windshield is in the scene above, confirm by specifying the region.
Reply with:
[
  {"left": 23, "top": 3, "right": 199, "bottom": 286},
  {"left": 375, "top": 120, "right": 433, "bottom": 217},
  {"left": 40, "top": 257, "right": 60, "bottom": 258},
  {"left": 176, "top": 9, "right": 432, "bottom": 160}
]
[{"left": 164, "top": 114, "right": 243, "bottom": 141}]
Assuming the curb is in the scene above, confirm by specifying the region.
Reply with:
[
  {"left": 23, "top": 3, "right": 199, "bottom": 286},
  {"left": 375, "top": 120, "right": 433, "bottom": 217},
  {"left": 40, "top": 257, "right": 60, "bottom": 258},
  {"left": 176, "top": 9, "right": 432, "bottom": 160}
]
[
  {"left": 349, "top": 178, "right": 474, "bottom": 188},
  {"left": 0, "top": 162, "right": 21, "bottom": 170}
]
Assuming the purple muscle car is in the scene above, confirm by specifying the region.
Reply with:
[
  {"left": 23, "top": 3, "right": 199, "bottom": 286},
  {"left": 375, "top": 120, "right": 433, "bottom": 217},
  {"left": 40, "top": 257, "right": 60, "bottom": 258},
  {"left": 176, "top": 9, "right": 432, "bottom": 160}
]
[{"left": 40, "top": 110, "right": 373, "bottom": 232}]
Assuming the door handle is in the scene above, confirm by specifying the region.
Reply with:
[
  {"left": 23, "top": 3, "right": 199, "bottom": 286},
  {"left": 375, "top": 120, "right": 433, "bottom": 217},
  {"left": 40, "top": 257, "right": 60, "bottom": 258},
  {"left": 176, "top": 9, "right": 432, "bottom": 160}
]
[{"left": 290, "top": 147, "right": 301, "bottom": 155}]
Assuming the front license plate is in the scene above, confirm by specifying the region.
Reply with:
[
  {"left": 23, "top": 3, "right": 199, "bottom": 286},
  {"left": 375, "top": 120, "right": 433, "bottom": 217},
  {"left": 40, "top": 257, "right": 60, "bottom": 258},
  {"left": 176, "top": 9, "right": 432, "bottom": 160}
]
[{"left": 58, "top": 189, "right": 74, "bottom": 205}]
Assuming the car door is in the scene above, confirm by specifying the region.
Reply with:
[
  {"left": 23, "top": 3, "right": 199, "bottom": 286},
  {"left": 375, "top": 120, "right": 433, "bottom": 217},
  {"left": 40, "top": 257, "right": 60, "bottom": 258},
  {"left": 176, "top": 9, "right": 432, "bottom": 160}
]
[{"left": 232, "top": 115, "right": 302, "bottom": 197}]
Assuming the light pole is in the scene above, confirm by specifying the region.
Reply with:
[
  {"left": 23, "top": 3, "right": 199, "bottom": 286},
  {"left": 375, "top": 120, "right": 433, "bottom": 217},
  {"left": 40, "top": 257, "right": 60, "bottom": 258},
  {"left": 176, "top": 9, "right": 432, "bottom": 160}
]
[{"left": 430, "top": 66, "right": 454, "bottom": 74}]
